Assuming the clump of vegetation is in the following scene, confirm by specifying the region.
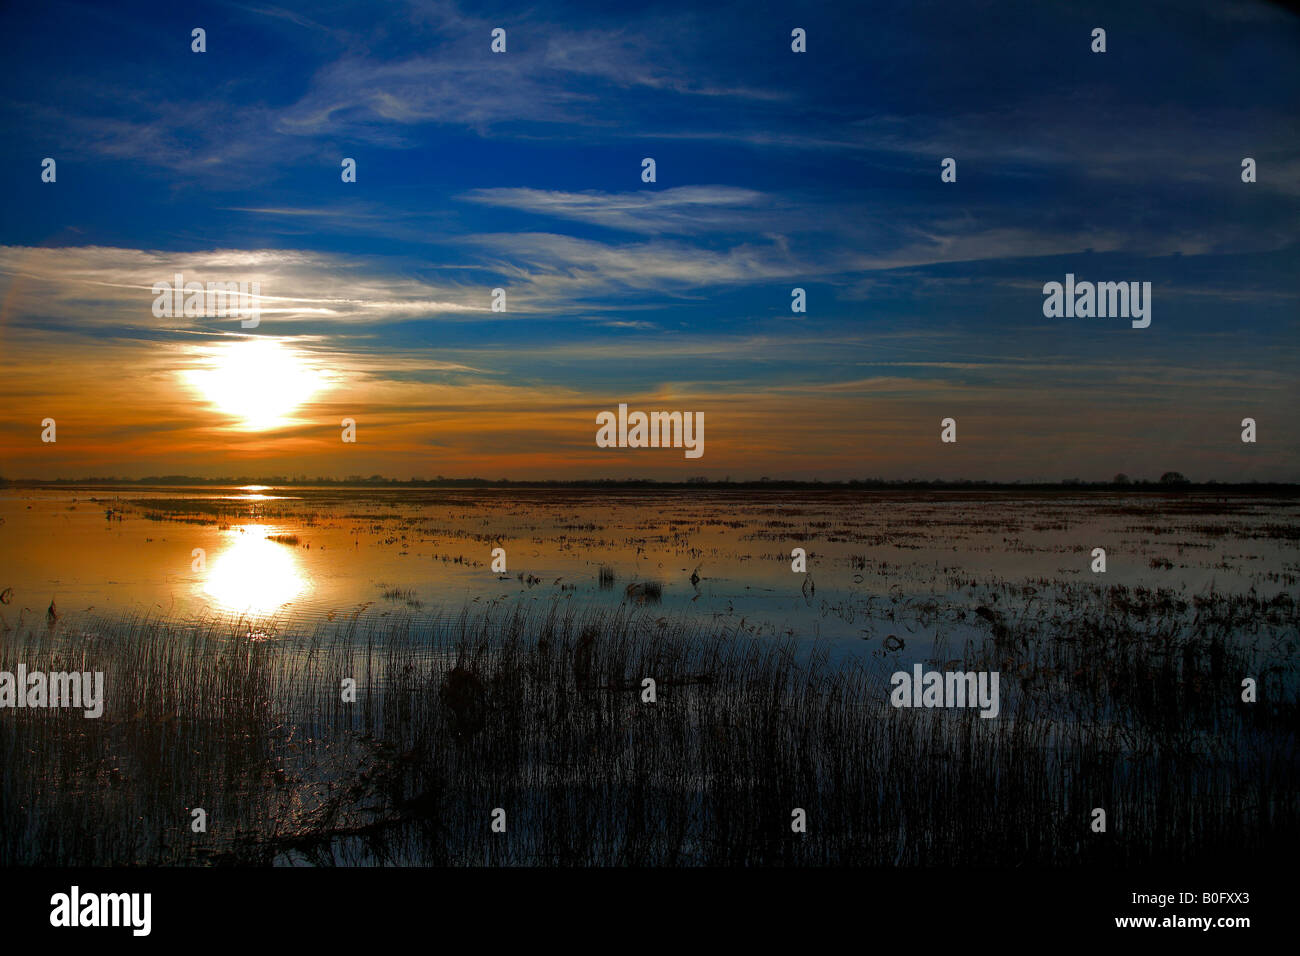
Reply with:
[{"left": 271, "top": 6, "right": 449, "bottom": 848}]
[{"left": 625, "top": 580, "right": 663, "bottom": 604}]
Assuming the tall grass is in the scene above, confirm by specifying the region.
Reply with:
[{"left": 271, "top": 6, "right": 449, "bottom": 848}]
[{"left": 0, "top": 589, "right": 1295, "bottom": 866}]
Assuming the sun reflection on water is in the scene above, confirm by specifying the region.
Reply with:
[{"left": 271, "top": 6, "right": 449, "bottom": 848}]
[{"left": 203, "top": 524, "right": 306, "bottom": 614}]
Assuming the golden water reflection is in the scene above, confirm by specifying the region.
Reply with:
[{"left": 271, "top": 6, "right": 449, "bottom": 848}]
[{"left": 203, "top": 524, "right": 306, "bottom": 614}]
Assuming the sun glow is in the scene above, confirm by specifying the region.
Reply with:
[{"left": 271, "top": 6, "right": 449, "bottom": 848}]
[
  {"left": 202, "top": 525, "right": 306, "bottom": 614},
  {"left": 183, "top": 339, "right": 328, "bottom": 430}
]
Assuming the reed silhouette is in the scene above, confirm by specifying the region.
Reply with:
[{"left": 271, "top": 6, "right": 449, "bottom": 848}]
[{"left": 1, "top": 583, "right": 1295, "bottom": 867}]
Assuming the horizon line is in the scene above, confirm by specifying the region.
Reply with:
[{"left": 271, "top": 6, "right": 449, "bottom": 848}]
[{"left": 3, "top": 475, "right": 1298, "bottom": 491}]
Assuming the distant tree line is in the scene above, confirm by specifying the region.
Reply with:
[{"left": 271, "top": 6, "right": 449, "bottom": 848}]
[{"left": 1, "top": 472, "right": 1294, "bottom": 492}]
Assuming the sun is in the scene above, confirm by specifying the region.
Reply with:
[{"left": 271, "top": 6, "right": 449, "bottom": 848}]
[{"left": 184, "top": 338, "right": 328, "bottom": 430}]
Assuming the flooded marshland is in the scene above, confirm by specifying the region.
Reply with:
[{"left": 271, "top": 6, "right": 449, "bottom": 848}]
[
  {"left": 1, "top": 487, "right": 1297, "bottom": 865},
  {"left": 2, "top": 485, "right": 1298, "bottom": 652}
]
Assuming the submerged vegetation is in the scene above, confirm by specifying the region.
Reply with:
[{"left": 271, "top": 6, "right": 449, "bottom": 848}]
[{"left": 1, "top": 583, "right": 1295, "bottom": 867}]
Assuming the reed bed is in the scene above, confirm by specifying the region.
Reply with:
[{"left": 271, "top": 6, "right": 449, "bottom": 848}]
[{"left": 0, "top": 589, "right": 1295, "bottom": 867}]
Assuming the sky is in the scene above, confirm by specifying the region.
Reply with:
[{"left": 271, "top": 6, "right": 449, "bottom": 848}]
[{"left": 0, "top": 0, "right": 1297, "bottom": 482}]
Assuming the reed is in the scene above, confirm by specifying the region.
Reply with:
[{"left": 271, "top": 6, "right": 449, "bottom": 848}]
[{"left": 0, "top": 590, "right": 1294, "bottom": 867}]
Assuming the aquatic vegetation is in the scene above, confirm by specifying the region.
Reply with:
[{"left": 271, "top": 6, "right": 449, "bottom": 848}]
[
  {"left": 1, "top": 487, "right": 1295, "bottom": 866},
  {"left": 0, "top": 592, "right": 1294, "bottom": 867}
]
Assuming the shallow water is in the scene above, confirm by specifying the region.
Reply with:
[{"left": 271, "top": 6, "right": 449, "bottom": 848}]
[{"left": 1, "top": 485, "right": 1296, "bottom": 657}]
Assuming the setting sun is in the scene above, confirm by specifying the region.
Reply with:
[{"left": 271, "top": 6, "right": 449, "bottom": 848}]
[{"left": 183, "top": 339, "right": 329, "bottom": 430}]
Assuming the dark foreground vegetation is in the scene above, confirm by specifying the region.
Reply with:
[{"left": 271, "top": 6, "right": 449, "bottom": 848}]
[{"left": 1, "top": 587, "right": 1296, "bottom": 866}]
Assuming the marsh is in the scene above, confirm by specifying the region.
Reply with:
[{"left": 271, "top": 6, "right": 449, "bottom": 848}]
[{"left": 0, "top": 485, "right": 1296, "bottom": 867}]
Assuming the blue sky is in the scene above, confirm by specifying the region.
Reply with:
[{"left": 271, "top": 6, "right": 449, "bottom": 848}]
[{"left": 1, "top": 0, "right": 1297, "bottom": 480}]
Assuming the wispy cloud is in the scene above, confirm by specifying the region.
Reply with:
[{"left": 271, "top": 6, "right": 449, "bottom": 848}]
[{"left": 460, "top": 186, "right": 771, "bottom": 234}]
